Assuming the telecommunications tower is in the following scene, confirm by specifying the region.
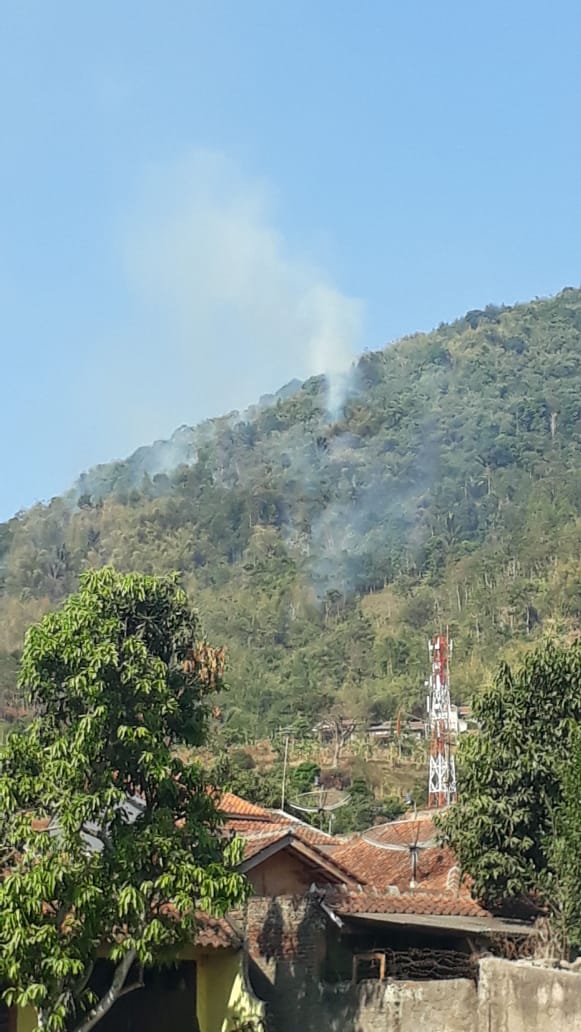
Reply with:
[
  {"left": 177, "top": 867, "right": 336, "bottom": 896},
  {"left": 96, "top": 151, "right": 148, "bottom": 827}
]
[{"left": 426, "top": 632, "right": 457, "bottom": 808}]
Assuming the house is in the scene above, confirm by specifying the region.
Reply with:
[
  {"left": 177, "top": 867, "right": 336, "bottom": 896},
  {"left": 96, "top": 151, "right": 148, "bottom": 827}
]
[
  {"left": 3, "top": 915, "right": 265, "bottom": 1032},
  {"left": 3, "top": 794, "right": 268, "bottom": 1032},
  {"left": 6, "top": 791, "right": 348, "bottom": 1031},
  {"left": 223, "top": 802, "right": 534, "bottom": 1032},
  {"left": 325, "top": 812, "right": 462, "bottom": 892},
  {"left": 220, "top": 792, "right": 356, "bottom": 895},
  {"left": 5, "top": 794, "right": 533, "bottom": 1032}
]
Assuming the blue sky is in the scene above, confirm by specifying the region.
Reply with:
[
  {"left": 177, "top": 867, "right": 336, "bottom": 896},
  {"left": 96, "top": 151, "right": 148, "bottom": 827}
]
[{"left": 2, "top": 0, "right": 581, "bottom": 519}]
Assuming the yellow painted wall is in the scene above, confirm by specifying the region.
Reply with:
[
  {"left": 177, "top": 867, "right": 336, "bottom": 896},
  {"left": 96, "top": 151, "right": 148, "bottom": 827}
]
[
  {"left": 197, "top": 950, "right": 265, "bottom": 1032},
  {"left": 15, "top": 949, "right": 265, "bottom": 1032},
  {"left": 16, "top": 1007, "right": 37, "bottom": 1032}
]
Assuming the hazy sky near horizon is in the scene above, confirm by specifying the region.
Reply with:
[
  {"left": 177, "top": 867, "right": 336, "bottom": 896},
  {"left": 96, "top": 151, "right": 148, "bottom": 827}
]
[{"left": 2, "top": 0, "right": 581, "bottom": 519}]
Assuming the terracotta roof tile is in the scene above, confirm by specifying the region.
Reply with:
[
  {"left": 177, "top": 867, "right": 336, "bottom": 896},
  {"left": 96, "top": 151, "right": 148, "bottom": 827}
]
[
  {"left": 242, "top": 830, "right": 289, "bottom": 860},
  {"left": 361, "top": 815, "right": 436, "bottom": 849},
  {"left": 329, "top": 836, "right": 461, "bottom": 892},
  {"left": 325, "top": 887, "right": 489, "bottom": 920},
  {"left": 219, "top": 793, "right": 273, "bottom": 819},
  {"left": 220, "top": 796, "right": 473, "bottom": 902},
  {"left": 240, "top": 827, "right": 358, "bottom": 884},
  {"left": 223, "top": 807, "right": 334, "bottom": 848},
  {"left": 237, "top": 821, "right": 339, "bottom": 856},
  {"left": 195, "top": 913, "right": 241, "bottom": 949}
]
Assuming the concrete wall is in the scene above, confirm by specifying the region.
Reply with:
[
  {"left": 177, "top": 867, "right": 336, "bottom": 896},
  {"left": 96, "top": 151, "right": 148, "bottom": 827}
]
[
  {"left": 256, "top": 962, "right": 581, "bottom": 1032},
  {"left": 319, "top": 978, "right": 477, "bottom": 1032},
  {"left": 321, "top": 962, "right": 581, "bottom": 1032},
  {"left": 478, "top": 957, "right": 581, "bottom": 1032}
]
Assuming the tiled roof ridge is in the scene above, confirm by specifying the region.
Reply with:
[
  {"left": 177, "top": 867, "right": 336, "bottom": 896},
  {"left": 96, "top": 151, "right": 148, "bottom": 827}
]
[
  {"left": 219, "top": 791, "right": 274, "bottom": 819},
  {"left": 242, "top": 828, "right": 293, "bottom": 843},
  {"left": 241, "top": 827, "right": 360, "bottom": 884}
]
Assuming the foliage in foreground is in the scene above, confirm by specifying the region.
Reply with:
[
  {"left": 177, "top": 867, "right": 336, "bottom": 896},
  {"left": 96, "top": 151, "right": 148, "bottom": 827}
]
[
  {"left": 551, "top": 727, "right": 581, "bottom": 951},
  {"left": 0, "top": 568, "right": 247, "bottom": 1032},
  {"left": 438, "top": 641, "right": 581, "bottom": 925}
]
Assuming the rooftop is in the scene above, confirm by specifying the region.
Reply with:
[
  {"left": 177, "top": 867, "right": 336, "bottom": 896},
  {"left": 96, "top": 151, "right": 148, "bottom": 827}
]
[
  {"left": 195, "top": 913, "right": 241, "bottom": 950},
  {"left": 324, "top": 886, "right": 489, "bottom": 920}
]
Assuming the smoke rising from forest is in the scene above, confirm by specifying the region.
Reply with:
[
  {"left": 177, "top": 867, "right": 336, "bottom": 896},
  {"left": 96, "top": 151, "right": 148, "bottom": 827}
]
[
  {"left": 116, "top": 149, "right": 363, "bottom": 442},
  {"left": 72, "top": 149, "right": 443, "bottom": 601}
]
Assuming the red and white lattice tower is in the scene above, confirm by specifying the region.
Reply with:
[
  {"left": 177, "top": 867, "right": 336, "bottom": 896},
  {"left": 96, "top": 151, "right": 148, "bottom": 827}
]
[{"left": 426, "top": 633, "right": 457, "bottom": 808}]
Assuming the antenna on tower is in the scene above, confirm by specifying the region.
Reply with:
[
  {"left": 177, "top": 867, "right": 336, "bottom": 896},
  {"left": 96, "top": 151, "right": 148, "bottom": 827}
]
[{"left": 426, "top": 632, "right": 457, "bottom": 808}]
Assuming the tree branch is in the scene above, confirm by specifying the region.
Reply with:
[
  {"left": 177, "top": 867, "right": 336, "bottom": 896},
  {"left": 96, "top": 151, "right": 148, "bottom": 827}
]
[
  {"left": 69, "top": 949, "right": 138, "bottom": 1032},
  {"left": 73, "top": 959, "right": 96, "bottom": 1000},
  {"left": 116, "top": 966, "right": 144, "bottom": 1000}
]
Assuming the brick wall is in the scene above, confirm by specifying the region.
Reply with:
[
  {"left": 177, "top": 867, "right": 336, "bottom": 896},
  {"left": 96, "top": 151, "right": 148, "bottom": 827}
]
[{"left": 237, "top": 896, "right": 327, "bottom": 1031}]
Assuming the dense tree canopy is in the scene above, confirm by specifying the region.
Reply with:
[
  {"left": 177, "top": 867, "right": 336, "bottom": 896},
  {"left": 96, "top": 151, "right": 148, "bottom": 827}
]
[
  {"left": 438, "top": 641, "right": 581, "bottom": 916},
  {"left": 552, "top": 727, "right": 581, "bottom": 950},
  {"left": 1, "top": 289, "right": 581, "bottom": 736},
  {"left": 0, "top": 568, "right": 247, "bottom": 1032}
]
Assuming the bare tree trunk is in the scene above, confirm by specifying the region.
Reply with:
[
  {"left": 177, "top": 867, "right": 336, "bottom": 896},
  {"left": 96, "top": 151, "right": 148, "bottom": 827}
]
[{"left": 71, "top": 949, "right": 139, "bottom": 1032}]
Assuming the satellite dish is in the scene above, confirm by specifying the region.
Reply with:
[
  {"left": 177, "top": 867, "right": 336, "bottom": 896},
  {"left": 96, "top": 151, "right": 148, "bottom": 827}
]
[
  {"left": 288, "top": 787, "right": 351, "bottom": 834},
  {"left": 361, "top": 815, "right": 437, "bottom": 888}
]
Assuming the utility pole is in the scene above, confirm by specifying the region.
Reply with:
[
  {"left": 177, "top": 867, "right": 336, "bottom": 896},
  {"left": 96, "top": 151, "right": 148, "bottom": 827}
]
[{"left": 280, "top": 730, "right": 291, "bottom": 812}]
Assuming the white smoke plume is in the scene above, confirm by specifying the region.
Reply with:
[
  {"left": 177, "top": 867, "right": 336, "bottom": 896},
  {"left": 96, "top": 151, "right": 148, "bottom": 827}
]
[
  {"left": 300, "top": 284, "right": 360, "bottom": 416},
  {"left": 108, "top": 150, "right": 363, "bottom": 445}
]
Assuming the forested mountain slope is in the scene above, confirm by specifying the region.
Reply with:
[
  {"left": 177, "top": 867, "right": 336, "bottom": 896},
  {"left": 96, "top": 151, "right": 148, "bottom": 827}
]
[{"left": 1, "top": 289, "right": 580, "bottom": 738}]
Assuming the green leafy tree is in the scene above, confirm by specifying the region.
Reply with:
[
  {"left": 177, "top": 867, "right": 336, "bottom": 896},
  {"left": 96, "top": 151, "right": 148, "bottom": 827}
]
[
  {"left": 550, "top": 726, "right": 581, "bottom": 952},
  {"left": 332, "top": 779, "right": 404, "bottom": 835},
  {"left": 0, "top": 568, "right": 248, "bottom": 1032},
  {"left": 438, "top": 641, "right": 581, "bottom": 911},
  {"left": 217, "top": 756, "right": 284, "bottom": 809}
]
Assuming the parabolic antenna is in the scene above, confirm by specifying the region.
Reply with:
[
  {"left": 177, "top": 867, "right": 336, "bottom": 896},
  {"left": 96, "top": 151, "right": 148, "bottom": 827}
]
[
  {"left": 361, "top": 814, "right": 437, "bottom": 887},
  {"left": 288, "top": 787, "right": 351, "bottom": 833}
]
